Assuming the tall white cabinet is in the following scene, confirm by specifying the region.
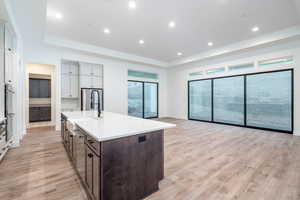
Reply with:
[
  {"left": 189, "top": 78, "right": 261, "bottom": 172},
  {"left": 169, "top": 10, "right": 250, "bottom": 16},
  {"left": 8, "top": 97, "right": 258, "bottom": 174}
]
[{"left": 61, "top": 61, "right": 79, "bottom": 98}]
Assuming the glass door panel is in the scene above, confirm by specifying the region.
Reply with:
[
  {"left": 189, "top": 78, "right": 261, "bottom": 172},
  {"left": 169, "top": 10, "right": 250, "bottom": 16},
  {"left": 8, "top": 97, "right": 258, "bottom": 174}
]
[
  {"left": 213, "top": 76, "right": 244, "bottom": 125},
  {"left": 128, "top": 81, "right": 143, "bottom": 118},
  {"left": 246, "top": 71, "right": 292, "bottom": 131},
  {"left": 144, "top": 83, "right": 158, "bottom": 118},
  {"left": 189, "top": 80, "right": 212, "bottom": 121}
]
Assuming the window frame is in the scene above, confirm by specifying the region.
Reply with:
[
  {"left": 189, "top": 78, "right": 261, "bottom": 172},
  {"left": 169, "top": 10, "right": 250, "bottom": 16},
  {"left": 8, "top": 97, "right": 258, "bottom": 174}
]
[
  {"left": 128, "top": 80, "right": 159, "bottom": 119},
  {"left": 188, "top": 69, "right": 294, "bottom": 134}
]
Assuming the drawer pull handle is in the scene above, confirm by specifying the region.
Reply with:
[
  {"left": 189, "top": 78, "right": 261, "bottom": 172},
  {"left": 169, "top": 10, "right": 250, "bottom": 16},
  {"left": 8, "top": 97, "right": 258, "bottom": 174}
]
[{"left": 88, "top": 153, "right": 93, "bottom": 158}]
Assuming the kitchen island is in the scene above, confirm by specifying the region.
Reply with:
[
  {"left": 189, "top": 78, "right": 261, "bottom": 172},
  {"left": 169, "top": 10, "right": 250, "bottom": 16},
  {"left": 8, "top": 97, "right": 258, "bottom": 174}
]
[{"left": 61, "top": 111, "right": 175, "bottom": 200}]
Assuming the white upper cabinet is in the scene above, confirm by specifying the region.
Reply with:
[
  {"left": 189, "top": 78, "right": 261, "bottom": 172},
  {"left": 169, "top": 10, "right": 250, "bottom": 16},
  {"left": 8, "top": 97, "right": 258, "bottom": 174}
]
[
  {"left": 70, "top": 75, "right": 79, "bottom": 98},
  {"left": 80, "top": 75, "right": 93, "bottom": 88},
  {"left": 79, "top": 62, "right": 103, "bottom": 89},
  {"left": 92, "top": 65, "right": 102, "bottom": 77},
  {"left": 92, "top": 76, "right": 103, "bottom": 88},
  {"left": 61, "top": 61, "right": 79, "bottom": 98},
  {"left": 61, "top": 74, "right": 71, "bottom": 98},
  {"left": 61, "top": 61, "right": 79, "bottom": 75},
  {"left": 79, "top": 63, "right": 93, "bottom": 76}
]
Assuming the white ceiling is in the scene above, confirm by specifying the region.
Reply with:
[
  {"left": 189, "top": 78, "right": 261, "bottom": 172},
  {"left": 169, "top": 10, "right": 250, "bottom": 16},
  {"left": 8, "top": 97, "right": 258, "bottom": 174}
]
[{"left": 46, "top": 0, "right": 300, "bottom": 63}]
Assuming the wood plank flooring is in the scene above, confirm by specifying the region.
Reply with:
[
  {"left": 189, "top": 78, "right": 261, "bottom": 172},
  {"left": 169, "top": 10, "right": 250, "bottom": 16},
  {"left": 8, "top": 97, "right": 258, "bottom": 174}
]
[{"left": 1, "top": 119, "right": 300, "bottom": 200}]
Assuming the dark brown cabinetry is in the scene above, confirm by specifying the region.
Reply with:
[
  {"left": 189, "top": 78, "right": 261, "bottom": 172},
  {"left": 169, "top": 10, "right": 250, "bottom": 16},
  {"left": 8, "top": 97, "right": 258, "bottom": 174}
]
[
  {"left": 29, "top": 107, "right": 51, "bottom": 122},
  {"left": 85, "top": 146, "right": 100, "bottom": 200},
  {"left": 29, "top": 78, "right": 51, "bottom": 98},
  {"left": 102, "top": 132, "right": 163, "bottom": 200},
  {"left": 75, "top": 131, "right": 85, "bottom": 179},
  {"left": 61, "top": 114, "right": 164, "bottom": 200}
]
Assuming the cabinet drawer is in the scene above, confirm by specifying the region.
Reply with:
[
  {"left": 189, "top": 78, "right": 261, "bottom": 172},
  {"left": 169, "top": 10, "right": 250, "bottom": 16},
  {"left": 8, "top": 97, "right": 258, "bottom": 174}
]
[
  {"left": 0, "top": 134, "right": 6, "bottom": 149},
  {"left": 85, "top": 135, "right": 100, "bottom": 156}
]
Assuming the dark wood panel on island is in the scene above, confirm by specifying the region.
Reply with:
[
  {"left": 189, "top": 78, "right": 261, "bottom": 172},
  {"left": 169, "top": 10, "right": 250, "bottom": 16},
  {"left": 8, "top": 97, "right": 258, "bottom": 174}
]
[{"left": 61, "top": 113, "right": 164, "bottom": 200}]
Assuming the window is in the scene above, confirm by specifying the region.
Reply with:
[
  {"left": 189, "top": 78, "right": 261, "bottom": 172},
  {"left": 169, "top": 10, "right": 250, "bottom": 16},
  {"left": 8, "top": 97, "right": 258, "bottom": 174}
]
[
  {"left": 213, "top": 76, "right": 244, "bottom": 125},
  {"left": 189, "top": 71, "right": 204, "bottom": 77},
  {"left": 128, "top": 81, "right": 158, "bottom": 118},
  {"left": 246, "top": 71, "right": 292, "bottom": 131},
  {"left": 259, "top": 57, "right": 293, "bottom": 68},
  {"left": 128, "top": 70, "right": 158, "bottom": 79},
  {"left": 228, "top": 63, "right": 254, "bottom": 71},
  {"left": 188, "top": 69, "right": 293, "bottom": 133},
  {"left": 206, "top": 67, "right": 225, "bottom": 75},
  {"left": 189, "top": 80, "right": 212, "bottom": 121}
]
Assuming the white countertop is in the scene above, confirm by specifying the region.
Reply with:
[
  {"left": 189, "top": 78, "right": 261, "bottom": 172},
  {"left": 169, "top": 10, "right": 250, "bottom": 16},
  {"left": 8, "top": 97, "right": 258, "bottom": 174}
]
[{"left": 62, "top": 111, "right": 176, "bottom": 142}]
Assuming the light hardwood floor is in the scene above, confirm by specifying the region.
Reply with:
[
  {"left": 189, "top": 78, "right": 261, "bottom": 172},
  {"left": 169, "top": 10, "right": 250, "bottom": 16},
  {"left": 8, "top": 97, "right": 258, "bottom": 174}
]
[{"left": 1, "top": 119, "right": 300, "bottom": 200}]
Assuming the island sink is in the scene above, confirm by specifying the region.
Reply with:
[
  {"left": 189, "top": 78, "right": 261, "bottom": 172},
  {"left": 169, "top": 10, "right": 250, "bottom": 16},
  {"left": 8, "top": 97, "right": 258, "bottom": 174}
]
[{"left": 61, "top": 111, "right": 175, "bottom": 200}]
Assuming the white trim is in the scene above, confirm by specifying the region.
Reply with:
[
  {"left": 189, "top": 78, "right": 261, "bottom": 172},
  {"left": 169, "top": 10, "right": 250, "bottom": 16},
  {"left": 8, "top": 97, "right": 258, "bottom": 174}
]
[
  {"left": 44, "top": 36, "right": 169, "bottom": 68},
  {"left": 170, "top": 26, "right": 300, "bottom": 67},
  {"left": 293, "top": 132, "right": 300, "bottom": 136}
]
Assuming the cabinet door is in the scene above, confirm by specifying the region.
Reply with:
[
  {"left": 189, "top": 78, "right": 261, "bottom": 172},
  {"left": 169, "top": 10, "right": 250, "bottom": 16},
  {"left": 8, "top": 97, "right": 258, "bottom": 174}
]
[
  {"left": 5, "top": 51, "right": 13, "bottom": 84},
  {"left": 80, "top": 64, "right": 93, "bottom": 76},
  {"left": 85, "top": 146, "right": 100, "bottom": 200},
  {"left": 92, "top": 76, "right": 102, "bottom": 89},
  {"left": 39, "top": 79, "right": 51, "bottom": 98},
  {"left": 29, "top": 79, "right": 40, "bottom": 98},
  {"left": 61, "top": 64, "right": 70, "bottom": 75},
  {"left": 70, "top": 75, "right": 79, "bottom": 98},
  {"left": 76, "top": 132, "right": 85, "bottom": 180},
  {"left": 29, "top": 107, "right": 40, "bottom": 122},
  {"left": 39, "top": 107, "right": 51, "bottom": 121},
  {"left": 69, "top": 134, "right": 75, "bottom": 161},
  {"left": 69, "top": 64, "right": 79, "bottom": 75},
  {"left": 61, "top": 74, "right": 70, "bottom": 98},
  {"left": 80, "top": 75, "right": 93, "bottom": 89},
  {"left": 92, "top": 65, "right": 102, "bottom": 77}
]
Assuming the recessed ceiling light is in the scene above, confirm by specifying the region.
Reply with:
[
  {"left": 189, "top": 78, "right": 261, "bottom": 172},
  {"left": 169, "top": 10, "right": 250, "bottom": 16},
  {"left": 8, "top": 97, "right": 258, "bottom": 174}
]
[
  {"left": 55, "top": 13, "right": 63, "bottom": 19},
  {"left": 169, "top": 21, "right": 176, "bottom": 28},
  {"left": 177, "top": 52, "right": 183, "bottom": 56},
  {"left": 128, "top": 0, "right": 137, "bottom": 9},
  {"left": 252, "top": 26, "right": 260, "bottom": 32},
  {"left": 104, "top": 28, "right": 110, "bottom": 34},
  {"left": 208, "top": 42, "right": 213, "bottom": 46},
  {"left": 139, "top": 40, "right": 145, "bottom": 44}
]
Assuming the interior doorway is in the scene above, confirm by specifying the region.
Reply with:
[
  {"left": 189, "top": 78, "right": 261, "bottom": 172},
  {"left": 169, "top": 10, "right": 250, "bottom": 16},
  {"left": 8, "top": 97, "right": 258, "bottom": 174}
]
[{"left": 26, "top": 63, "right": 56, "bottom": 128}]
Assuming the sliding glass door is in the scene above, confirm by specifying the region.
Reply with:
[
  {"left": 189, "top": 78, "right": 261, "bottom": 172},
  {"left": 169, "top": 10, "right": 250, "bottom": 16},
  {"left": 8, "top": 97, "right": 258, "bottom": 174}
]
[
  {"left": 128, "top": 81, "right": 158, "bottom": 118},
  {"left": 188, "top": 69, "right": 293, "bottom": 133},
  {"left": 213, "top": 76, "right": 244, "bottom": 125},
  {"left": 128, "top": 81, "right": 143, "bottom": 118},
  {"left": 144, "top": 83, "right": 158, "bottom": 118},
  {"left": 246, "top": 71, "right": 292, "bottom": 131},
  {"left": 189, "top": 80, "right": 212, "bottom": 121}
]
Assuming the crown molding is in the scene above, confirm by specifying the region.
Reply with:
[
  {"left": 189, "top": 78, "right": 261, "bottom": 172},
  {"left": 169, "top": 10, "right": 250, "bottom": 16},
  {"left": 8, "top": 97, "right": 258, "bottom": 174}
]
[
  {"left": 169, "top": 26, "right": 300, "bottom": 67},
  {"left": 44, "top": 36, "right": 169, "bottom": 68}
]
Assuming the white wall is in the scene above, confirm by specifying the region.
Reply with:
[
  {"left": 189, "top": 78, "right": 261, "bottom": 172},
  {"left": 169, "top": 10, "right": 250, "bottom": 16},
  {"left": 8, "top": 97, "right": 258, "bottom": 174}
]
[
  {"left": 167, "top": 39, "right": 300, "bottom": 135},
  {"left": 26, "top": 63, "right": 56, "bottom": 127},
  {"left": 22, "top": 41, "right": 168, "bottom": 131}
]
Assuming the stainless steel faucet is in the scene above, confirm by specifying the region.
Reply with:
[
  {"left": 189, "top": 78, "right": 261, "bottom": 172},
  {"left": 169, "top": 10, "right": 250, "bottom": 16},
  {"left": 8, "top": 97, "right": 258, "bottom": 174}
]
[{"left": 91, "top": 89, "right": 101, "bottom": 117}]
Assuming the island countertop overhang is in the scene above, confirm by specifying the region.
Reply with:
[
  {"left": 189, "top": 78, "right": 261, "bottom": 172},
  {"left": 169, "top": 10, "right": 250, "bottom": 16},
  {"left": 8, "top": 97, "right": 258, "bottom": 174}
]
[{"left": 61, "top": 111, "right": 176, "bottom": 142}]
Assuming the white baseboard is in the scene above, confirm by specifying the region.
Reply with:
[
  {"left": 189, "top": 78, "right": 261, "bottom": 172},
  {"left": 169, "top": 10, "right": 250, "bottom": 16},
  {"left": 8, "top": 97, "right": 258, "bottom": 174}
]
[{"left": 293, "top": 132, "right": 300, "bottom": 136}]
